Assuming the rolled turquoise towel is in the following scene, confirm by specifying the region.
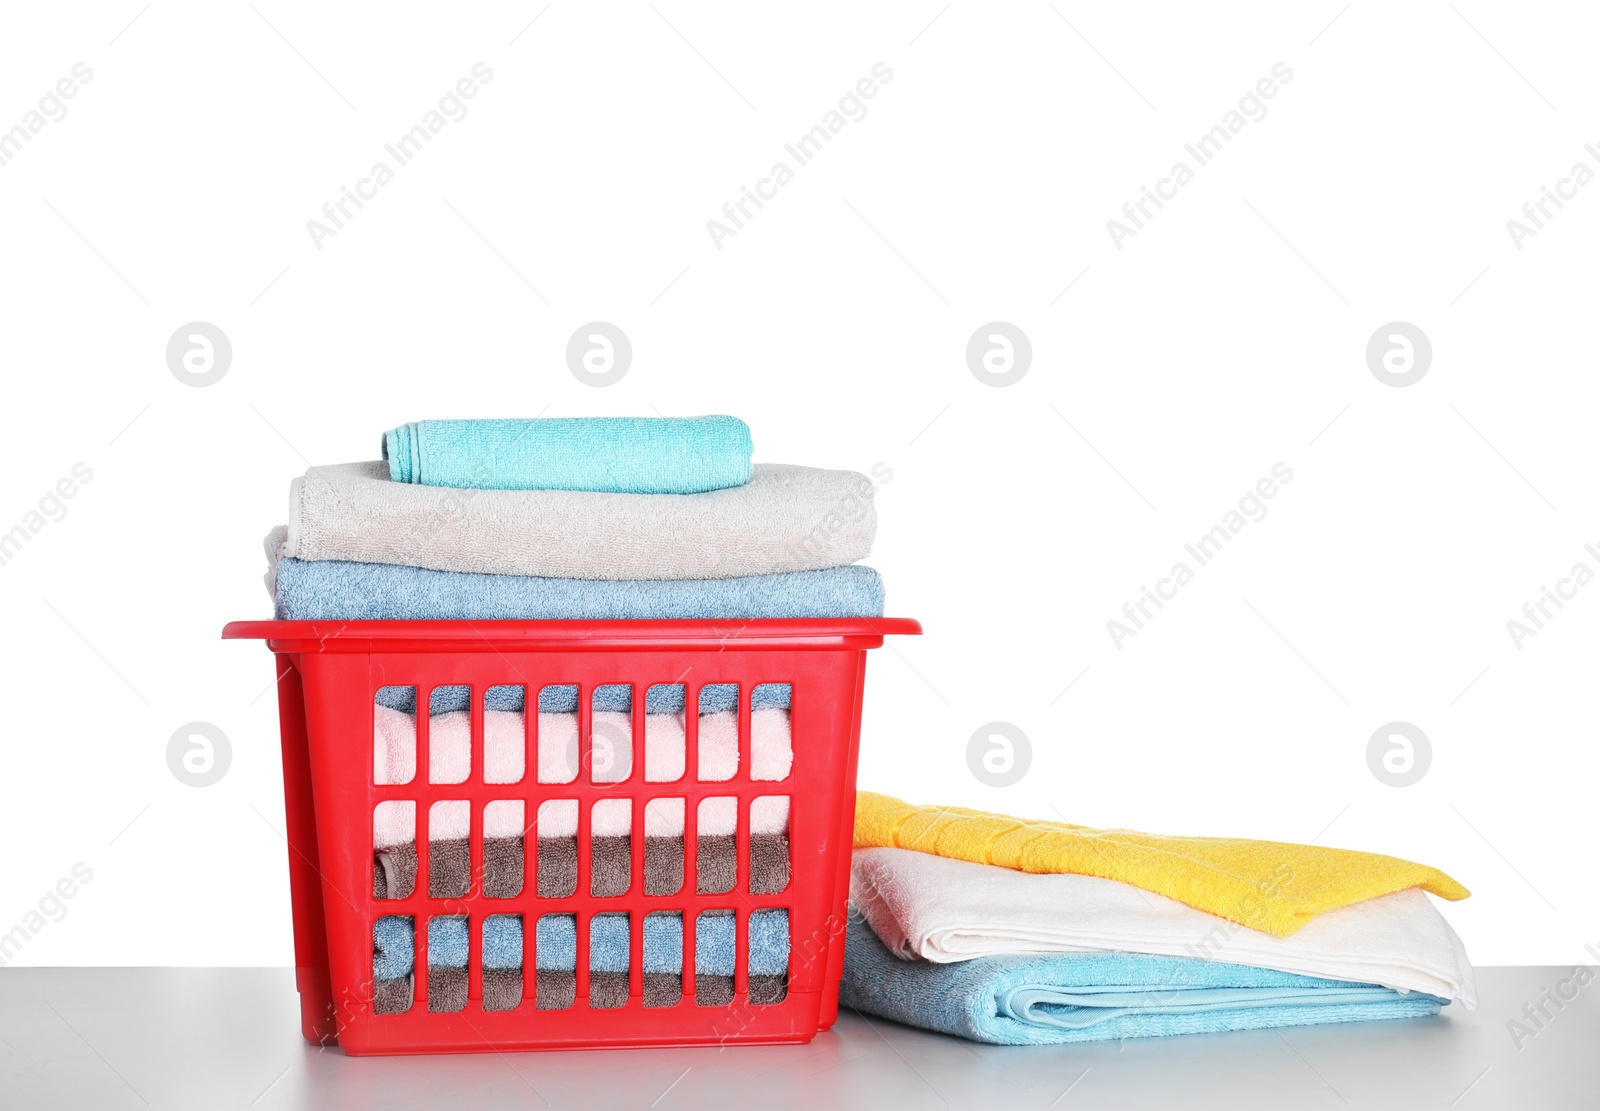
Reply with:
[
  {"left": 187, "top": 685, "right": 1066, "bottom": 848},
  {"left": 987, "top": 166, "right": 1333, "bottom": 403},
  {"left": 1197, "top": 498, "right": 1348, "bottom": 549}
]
[{"left": 381, "top": 416, "right": 753, "bottom": 493}]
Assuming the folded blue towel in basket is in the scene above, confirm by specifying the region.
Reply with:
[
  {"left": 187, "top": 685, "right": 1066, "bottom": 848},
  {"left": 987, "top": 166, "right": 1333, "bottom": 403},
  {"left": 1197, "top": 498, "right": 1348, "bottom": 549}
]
[
  {"left": 375, "top": 681, "right": 792, "bottom": 716},
  {"left": 378, "top": 912, "right": 791, "bottom": 980},
  {"left": 374, "top": 916, "right": 415, "bottom": 980},
  {"left": 839, "top": 917, "right": 1445, "bottom": 1045},
  {"left": 274, "top": 557, "right": 884, "bottom": 621},
  {"left": 534, "top": 911, "right": 789, "bottom": 975},
  {"left": 418, "top": 915, "right": 524, "bottom": 972},
  {"left": 382, "top": 416, "right": 753, "bottom": 494}
]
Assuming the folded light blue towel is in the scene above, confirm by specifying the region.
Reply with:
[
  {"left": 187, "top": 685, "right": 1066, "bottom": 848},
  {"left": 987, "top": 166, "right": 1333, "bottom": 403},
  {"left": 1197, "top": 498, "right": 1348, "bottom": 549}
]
[
  {"left": 422, "top": 915, "right": 523, "bottom": 970},
  {"left": 382, "top": 417, "right": 754, "bottom": 494},
  {"left": 643, "top": 914, "right": 684, "bottom": 975},
  {"left": 275, "top": 558, "right": 884, "bottom": 621},
  {"left": 375, "top": 912, "right": 790, "bottom": 982},
  {"left": 533, "top": 912, "right": 788, "bottom": 975},
  {"left": 375, "top": 681, "right": 792, "bottom": 716},
  {"left": 536, "top": 913, "right": 577, "bottom": 972},
  {"left": 483, "top": 916, "right": 521, "bottom": 969},
  {"left": 428, "top": 916, "right": 467, "bottom": 969},
  {"left": 590, "top": 914, "right": 630, "bottom": 974},
  {"left": 374, "top": 916, "right": 414, "bottom": 980},
  {"left": 696, "top": 910, "right": 790, "bottom": 977},
  {"left": 839, "top": 917, "right": 1444, "bottom": 1046}
]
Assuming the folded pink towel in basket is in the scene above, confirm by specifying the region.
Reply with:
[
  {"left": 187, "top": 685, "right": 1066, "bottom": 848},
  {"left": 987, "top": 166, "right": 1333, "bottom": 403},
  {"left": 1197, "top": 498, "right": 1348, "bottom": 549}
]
[{"left": 373, "top": 705, "right": 792, "bottom": 838}]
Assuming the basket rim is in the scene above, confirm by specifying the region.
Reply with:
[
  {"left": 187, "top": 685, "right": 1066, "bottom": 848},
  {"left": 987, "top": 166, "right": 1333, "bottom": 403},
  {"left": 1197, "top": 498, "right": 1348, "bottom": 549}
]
[{"left": 223, "top": 616, "right": 921, "bottom": 646}]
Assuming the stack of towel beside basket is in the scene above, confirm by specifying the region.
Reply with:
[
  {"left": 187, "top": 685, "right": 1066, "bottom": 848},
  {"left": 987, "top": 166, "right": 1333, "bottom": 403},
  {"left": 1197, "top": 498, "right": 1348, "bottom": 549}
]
[
  {"left": 840, "top": 793, "right": 1476, "bottom": 1044},
  {"left": 262, "top": 415, "right": 886, "bottom": 1014}
]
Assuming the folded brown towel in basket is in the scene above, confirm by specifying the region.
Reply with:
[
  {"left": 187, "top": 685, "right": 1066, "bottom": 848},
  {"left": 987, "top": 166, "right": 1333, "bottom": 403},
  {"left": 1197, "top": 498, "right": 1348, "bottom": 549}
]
[
  {"left": 374, "top": 976, "right": 413, "bottom": 1015},
  {"left": 428, "top": 966, "right": 468, "bottom": 1013},
  {"left": 696, "top": 834, "right": 791, "bottom": 894},
  {"left": 589, "top": 971, "right": 629, "bottom": 1009},
  {"left": 485, "top": 968, "right": 522, "bottom": 1011},
  {"left": 373, "top": 843, "right": 418, "bottom": 900},
  {"left": 537, "top": 969, "right": 575, "bottom": 1010},
  {"left": 372, "top": 969, "right": 526, "bottom": 1014},
  {"left": 377, "top": 831, "right": 791, "bottom": 900},
  {"left": 591, "top": 836, "right": 631, "bottom": 897},
  {"left": 484, "top": 837, "right": 524, "bottom": 898},
  {"left": 429, "top": 839, "right": 470, "bottom": 899}
]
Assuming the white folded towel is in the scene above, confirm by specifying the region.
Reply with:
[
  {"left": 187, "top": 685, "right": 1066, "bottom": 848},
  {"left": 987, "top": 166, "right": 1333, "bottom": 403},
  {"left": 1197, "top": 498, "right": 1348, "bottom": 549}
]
[
  {"left": 534, "top": 795, "right": 787, "bottom": 838},
  {"left": 283, "top": 460, "right": 877, "bottom": 580},
  {"left": 373, "top": 706, "right": 794, "bottom": 843},
  {"left": 374, "top": 799, "right": 526, "bottom": 844},
  {"left": 537, "top": 710, "right": 633, "bottom": 785},
  {"left": 373, "top": 705, "right": 525, "bottom": 785},
  {"left": 373, "top": 800, "right": 413, "bottom": 849},
  {"left": 851, "top": 846, "right": 1477, "bottom": 1009}
]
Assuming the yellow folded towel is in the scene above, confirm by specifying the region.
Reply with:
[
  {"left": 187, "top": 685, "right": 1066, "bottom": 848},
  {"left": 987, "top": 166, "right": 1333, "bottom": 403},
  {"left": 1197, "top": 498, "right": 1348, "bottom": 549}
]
[{"left": 853, "top": 792, "right": 1469, "bottom": 937}]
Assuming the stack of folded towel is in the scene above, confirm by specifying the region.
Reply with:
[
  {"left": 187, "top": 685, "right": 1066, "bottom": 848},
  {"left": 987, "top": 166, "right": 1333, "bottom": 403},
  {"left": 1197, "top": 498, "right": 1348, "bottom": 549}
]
[
  {"left": 262, "top": 416, "right": 883, "bottom": 1014},
  {"left": 840, "top": 793, "right": 1476, "bottom": 1045},
  {"left": 265, "top": 415, "right": 886, "bottom": 620}
]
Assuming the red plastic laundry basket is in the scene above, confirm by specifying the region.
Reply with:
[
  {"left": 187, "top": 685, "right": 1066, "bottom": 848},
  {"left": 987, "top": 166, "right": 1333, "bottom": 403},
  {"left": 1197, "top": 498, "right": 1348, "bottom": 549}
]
[{"left": 223, "top": 617, "right": 919, "bottom": 1055}]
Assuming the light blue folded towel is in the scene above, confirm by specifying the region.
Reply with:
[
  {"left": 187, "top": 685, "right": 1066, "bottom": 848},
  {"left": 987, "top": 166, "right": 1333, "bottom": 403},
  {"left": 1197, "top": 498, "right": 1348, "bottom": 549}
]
[
  {"left": 275, "top": 557, "right": 884, "bottom": 621},
  {"left": 482, "top": 916, "right": 522, "bottom": 969},
  {"left": 839, "top": 917, "right": 1445, "bottom": 1046},
  {"left": 535, "top": 913, "right": 578, "bottom": 972},
  {"left": 375, "top": 911, "right": 790, "bottom": 982},
  {"left": 533, "top": 912, "right": 788, "bottom": 975},
  {"left": 590, "top": 914, "right": 631, "bottom": 974},
  {"left": 643, "top": 914, "right": 684, "bottom": 975},
  {"left": 428, "top": 916, "right": 468, "bottom": 969},
  {"left": 421, "top": 915, "right": 523, "bottom": 971},
  {"left": 382, "top": 416, "right": 754, "bottom": 493},
  {"left": 696, "top": 910, "right": 790, "bottom": 976},
  {"left": 375, "top": 681, "right": 792, "bottom": 716},
  {"left": 374, "top": 916, "right": 414, "bottom": 980}
]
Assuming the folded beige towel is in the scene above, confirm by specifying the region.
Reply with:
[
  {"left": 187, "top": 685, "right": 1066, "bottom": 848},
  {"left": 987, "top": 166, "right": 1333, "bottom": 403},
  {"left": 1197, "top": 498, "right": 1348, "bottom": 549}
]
[{"left": 280, "top": 460, "right": 878, "bottom": 580}]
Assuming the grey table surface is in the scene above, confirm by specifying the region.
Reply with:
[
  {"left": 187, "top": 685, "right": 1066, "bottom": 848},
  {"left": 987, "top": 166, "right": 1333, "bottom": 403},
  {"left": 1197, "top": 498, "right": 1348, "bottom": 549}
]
[{"left": 0, "top": 967, "right": 1593, "bottom": 1110}]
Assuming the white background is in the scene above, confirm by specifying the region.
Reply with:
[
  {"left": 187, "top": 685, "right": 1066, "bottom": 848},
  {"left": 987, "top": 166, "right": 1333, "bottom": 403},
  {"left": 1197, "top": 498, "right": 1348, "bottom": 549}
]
[{"left": 0, "top": 1, "right": 1594, "bottom": 968}]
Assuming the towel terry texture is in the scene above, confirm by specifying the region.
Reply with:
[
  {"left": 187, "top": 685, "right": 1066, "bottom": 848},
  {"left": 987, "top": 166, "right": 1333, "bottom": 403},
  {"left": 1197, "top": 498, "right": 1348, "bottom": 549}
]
[
  {"left": 372, "top": 704, "right": 795, "bottom": 899},
  {"left": 853, "top": 793, "right": 1469, "bottom": 937},
  {"left": 533, "top": 910, "right": 789, "bottom": 975},
  {"left": 525, "top": 832, "right": 790, "bottom": 899},
  {"left": 284, "top": 461, "right": 874, "bottom": 579},
  {"left": 373, "top": 911, "right": 789, "bottom": 1011},
  {"left": 273, "top": 557, "right": 884, "bottom": 621},
  {"left": 382, "top": 416, "right": 753, "bottom": 493},
  {"left": 851, "top": 847, "right": 1476, "bottom": 1008},
  {"left": 425, "top": 915, "right": 523, "bottom": 970},
  {"left": 373, "top": 681, "right": 792, "bottom": 716},
  {"left": 418, "top": 912, "right": 785, "bottom": 1010},
  {"left": 839, "top": 917, "right": 1444, "bottom": 1046},
  {"left": 374, "top": 916, "right": 525, "bottom": 1014},
  {"left": 374, "top": 842, "right": 789, "bottom": 902},
  {"left": 372, "top": 705, "right": 793, "bottom": 834},
  {"left": 384, "top": 829, "right": 792, "bottom": 902}
]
